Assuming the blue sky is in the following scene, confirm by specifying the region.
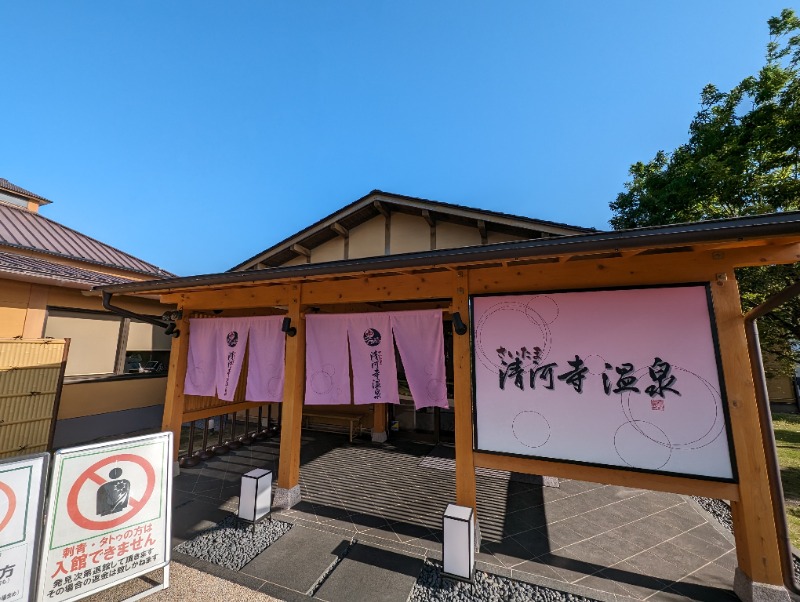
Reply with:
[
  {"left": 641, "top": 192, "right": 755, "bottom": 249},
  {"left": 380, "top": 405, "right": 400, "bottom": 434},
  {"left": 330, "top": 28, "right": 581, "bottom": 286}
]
[{"left": 1, "top": 2, "right": 791, "bottom": 276}]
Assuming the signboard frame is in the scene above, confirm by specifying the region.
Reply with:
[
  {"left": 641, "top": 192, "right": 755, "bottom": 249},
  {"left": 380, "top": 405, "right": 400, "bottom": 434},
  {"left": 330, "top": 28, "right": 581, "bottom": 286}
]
[
  {"left": 0, "top": 452, "right": 49, "bottom": 602},
  {"left": 36, "top": 432, "right": 172, "bottom": 602},
  {"left": 470, "top": 283, "right": 738, "bottom": 483}
]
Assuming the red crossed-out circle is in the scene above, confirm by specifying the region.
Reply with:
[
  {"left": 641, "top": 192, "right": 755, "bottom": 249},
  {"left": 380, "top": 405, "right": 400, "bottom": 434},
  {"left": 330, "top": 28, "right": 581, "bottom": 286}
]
[
  {"left": 0, "top": 482, "right": 17, "bottom": 532},
  {"left": 66, "top": 454, "right": 156, "bottom": 531}
]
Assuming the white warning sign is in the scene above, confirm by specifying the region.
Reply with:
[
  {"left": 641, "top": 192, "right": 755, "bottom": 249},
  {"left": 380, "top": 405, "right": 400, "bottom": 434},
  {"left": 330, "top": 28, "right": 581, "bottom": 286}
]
[
  {"left": 0, "top": 453, "right": 48, "bottom": 602},
  {"left": 37, "top": 433, "right": 172, "bottom": 602}
]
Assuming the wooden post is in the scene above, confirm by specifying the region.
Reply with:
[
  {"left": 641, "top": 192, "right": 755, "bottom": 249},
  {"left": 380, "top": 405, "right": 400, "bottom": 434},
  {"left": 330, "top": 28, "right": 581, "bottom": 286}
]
[
  {"left": 162, "top": 313, "right": 190, "bottom": 461},
  {"left": 372, "top": 403, "right": 387, "bottom": 442},
  {"left": 452, "top": 271, "right": 477, "bottom": 511},
  {"left": 277, "top": 287, "right": 305, "bottom": 503},
  {"left": 711, "top": 275, "right": 784, "bottom": 586}
]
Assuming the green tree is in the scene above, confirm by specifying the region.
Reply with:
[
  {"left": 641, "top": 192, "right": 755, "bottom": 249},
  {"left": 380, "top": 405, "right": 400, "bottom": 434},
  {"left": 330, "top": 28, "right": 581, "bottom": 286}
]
[{"left": 610, "top": 9, "right": 800, "bottom": 375}]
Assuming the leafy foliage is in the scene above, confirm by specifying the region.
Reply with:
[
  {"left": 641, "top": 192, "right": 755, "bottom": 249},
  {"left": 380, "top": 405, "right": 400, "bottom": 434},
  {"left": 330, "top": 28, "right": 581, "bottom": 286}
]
[{"left": 610, "top": 9, "right": 800, "bottom": 374}]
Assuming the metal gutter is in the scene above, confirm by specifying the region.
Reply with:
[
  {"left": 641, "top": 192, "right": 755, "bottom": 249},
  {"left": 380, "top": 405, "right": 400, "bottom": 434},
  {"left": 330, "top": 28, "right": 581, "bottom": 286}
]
[
  {"left": 101, "top": 291, "right": 180, "bottom": 337},
  {"left": 0, "top": 269, "right": 99, "bottom": 290},
  {"left": 95, "top": 210, "right": 800, "bottom": 296},
  {"left": 743, "top": 280, "right": 800, "bottom": 595}
]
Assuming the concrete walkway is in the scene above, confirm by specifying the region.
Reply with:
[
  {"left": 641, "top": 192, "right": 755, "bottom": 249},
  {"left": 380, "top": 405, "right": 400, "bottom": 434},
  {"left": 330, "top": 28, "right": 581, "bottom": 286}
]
[{"left": 117, "top": 430, "right": 740, "bottom": 601}]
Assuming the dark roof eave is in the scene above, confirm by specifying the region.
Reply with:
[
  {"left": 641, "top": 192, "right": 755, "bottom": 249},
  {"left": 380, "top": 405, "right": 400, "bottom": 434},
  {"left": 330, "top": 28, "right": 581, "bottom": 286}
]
[{"left": 95, "top": 211, "right": 800, "bottom": 296}]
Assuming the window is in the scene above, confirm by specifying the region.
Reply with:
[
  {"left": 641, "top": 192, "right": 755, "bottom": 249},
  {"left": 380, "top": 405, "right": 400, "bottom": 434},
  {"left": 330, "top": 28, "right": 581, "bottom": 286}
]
[
  {"left": 43, "top": 308, "right": 171, "bottom": 378},
  {"left": 124, "top": 319, "right": 172, "bottom": 374}
]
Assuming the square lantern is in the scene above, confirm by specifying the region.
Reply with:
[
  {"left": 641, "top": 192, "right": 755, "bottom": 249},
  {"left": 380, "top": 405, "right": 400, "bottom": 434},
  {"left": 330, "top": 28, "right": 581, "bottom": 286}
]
[
  {"left": 442, "top": 503, "right": 475, "bottom": 581},
  {"left": 238, "top": 468, "right": 272, "bottom": 523}
]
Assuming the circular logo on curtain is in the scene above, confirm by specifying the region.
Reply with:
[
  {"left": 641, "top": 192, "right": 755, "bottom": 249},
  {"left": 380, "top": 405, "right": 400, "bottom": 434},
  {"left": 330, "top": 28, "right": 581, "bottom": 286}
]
[
  {"left": 363, "top": 328, "right": 381, "bottom": 346},
  {"left": 227, "top": 331, "right": 239, "bottom": 347}
]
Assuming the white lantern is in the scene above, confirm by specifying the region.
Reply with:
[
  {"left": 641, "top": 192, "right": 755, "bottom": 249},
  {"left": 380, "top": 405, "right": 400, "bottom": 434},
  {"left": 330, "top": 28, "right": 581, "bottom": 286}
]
[
  {"left": 442, "top": 503, "right": 475, "bottom": 581},
  {"left": 238, "top": 468, "right": 272, "bottom": 523}
]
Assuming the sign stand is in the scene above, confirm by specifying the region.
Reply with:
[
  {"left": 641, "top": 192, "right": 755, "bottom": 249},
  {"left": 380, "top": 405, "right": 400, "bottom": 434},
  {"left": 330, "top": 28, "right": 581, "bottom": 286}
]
[
  {"left": 121, "top": 564, "right": 169, "bottom": 602},
  {"left": 0, "top": 452, "right": 49, "bottom": 602},
  {"left": 36, "top": 432, "right": 173, "bottom": 602}
]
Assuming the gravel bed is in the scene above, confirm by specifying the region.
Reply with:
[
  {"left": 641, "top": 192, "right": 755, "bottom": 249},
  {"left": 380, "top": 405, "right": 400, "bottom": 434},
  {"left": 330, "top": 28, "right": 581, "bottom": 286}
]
[
  {"left": 691, "top": 496, "right": 733, "bottom": 532},
  {"left": 693, "top": 496, "right": 800, "bottom": 583},
  {"left": 408, "top": 560, "right": 599, "bottom": 602},
  {"left": 174, "top": 515, "right": 292, "bottom": 571}
]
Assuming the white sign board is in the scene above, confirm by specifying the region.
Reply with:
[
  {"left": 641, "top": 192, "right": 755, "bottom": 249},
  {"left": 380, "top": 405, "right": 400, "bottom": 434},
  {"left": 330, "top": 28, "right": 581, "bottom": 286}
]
[
  {"left": 0, "top": 453, "right": 48, "bottom": 602},
  {"left": 37, "top": 433, "right": 172, "bottom": 602},
  {"left": 473, "top": 285, "right": 735, "bottom": 480}
]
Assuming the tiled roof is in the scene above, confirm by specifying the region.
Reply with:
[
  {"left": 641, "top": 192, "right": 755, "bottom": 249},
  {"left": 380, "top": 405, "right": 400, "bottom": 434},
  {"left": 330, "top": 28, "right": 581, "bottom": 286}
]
[
  {"left": 0, "top": 202, "right": 174, "bottom": 278},
  {"left": 0, "top": 178, "right": 52, "bottom": 204},
  {"left": 0, "top": 251, "right": 133, "bottom": 288}
]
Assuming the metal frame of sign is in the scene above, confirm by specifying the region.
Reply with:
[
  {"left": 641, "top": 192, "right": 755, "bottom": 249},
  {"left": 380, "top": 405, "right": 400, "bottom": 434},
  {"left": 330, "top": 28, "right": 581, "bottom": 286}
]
[
  {"left": 469, "top": 283, "right": 737, "bottom": 483},
  {"left": 0, "top": 452, "right": 49, "bottom": 602},
  {"left": 35, "top": 432, "right": 173, "bottom": 602}
]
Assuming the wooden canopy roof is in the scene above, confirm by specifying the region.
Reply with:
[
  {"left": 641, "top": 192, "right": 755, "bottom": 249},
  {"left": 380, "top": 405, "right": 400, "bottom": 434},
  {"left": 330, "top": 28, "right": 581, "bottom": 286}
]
[{"left": 96, "top": 210, "right": 800, "bottom": 300}]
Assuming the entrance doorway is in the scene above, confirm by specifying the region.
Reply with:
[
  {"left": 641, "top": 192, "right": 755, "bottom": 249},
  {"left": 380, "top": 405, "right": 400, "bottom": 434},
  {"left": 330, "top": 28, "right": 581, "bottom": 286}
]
[{"left": 390, "top": 322, "right": 455, "bottom": 444}]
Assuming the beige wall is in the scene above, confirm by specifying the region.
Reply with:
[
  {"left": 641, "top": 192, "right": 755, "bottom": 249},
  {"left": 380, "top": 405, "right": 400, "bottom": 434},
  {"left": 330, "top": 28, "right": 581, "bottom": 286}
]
[
  {"left": 487, "top": 231, "right": 527, "bottom": 245},
  {"left": 436, "top": 221, "right": 482, "bottom": 249},
  {"left": 58, "top": 376, "right": 167, "bottom": 419},
  {"left": 272, "top": 212, "right": 538, "bottom": 268},
  {"left": 349, "top": 216, "right": 385, "bottom": 259},
  {"left": 284, "top": 255, "right": 307, "bottom": 267},
  {"left": 47, "top": 287, "right": 166, "bottom": 316},
  {"left": 391, "top": 213, "right": 430, "bottom": 254},
  {"left": 311, "top": 236, "right": 344, "bottom": 263},
  {"left": 0, "top": 279, "right": 32, "bottom": 337}
]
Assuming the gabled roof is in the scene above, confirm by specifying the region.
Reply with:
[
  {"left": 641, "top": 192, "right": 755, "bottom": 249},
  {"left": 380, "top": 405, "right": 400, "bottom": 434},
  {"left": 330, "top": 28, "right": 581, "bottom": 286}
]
[
  {"left": 231, "top": 190, "right": 595, "bottom": 271},
  {"left": 0, "top": 202, "right": 174, "bottom": 278},
  {"left": 0, "top": 250, "right": 132, "bottom": 289},
  {"left": 96, "top": 210, "right": 800, "bottom": 296},
  {"left": 0, "top": 178, "right": 52, "bottom": 205}
]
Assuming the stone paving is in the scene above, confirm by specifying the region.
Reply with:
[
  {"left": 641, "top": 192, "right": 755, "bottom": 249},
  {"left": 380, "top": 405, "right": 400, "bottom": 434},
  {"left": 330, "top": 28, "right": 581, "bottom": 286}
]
[{"left": 168, "top": 430, "right": 739, "bottom": 602}]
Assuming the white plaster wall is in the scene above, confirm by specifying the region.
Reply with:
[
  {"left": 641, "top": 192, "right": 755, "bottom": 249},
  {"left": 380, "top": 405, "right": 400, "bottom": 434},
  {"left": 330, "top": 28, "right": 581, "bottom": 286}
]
[
  {"left": 283, "top": 255, "right": 308, "bottom": 267},
  {"left": 487, "top": 231, "right": 528, "bottom": 244},
  {"left": 349, "top": 216, "right": 386, "bottom": 258},
  {"left": 391, "top": 213, "right": 430, "bottom": 254},
  {"left": 311, "top": 236, "right": 345, "bottom": 263},
  {"left": 435, "top": 222, "right": 481, "bottom": 249}
]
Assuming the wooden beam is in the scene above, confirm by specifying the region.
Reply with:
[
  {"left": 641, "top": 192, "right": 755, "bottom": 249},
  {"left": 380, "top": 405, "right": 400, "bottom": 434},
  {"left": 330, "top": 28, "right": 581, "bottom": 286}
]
[
  {"left": 473, "top": 452, "right": 739, "bottom": 500},
  {"left": 373, "top": 403, "right": 387, "bottom": 435},
  {"left": 477, "top": 219, "right": 488, "bottom": 245},
  {"left": 373, "top": 200, "right": 390, "bottom": 218},
  {"left": 385, "top": 211, "right": 391, "bottom": 255},
  {"left": 331, "top": 223, "right": 348, "bottom": 238},
  {"left": 453, "top": 271, "right": 477, "bottom": 511},
  {"left": 302, "top": 271, "right": 452, "bottom": 305},
  {"left": 291, "top": 243, "right": 311, "bottom": 258},
  {"left": 161, "top": 284, "right": 297, "bottom": 310},
  {"left": 183, "top": 400, "right": 270, "bottom": 422},
  {"left": 162, "top": 313, "right": 190, "bottom": 461},
  {"left": 468, "top": 245, "right": 800, "bottom": 296},
  {"left": 421, "top": 209, "right": 435, "bottom": 227},
  {"left": 710, "top": 274, "right": 785, "bottom": 586},
  {"left": 277, "top": 289, "right": 306, "bottom": 490}
]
